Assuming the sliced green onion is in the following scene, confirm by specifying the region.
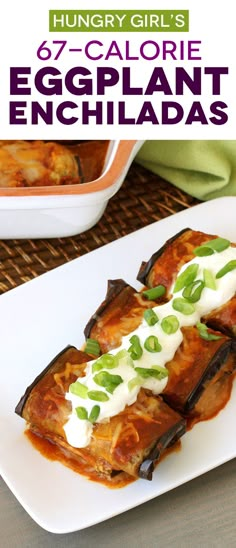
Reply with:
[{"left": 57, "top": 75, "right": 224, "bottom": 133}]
[
  {"left": 84, "top": 338, "right": 100, "bottom": 356},
  {"left": 196, "top": 322, "right": 222, "bottom": 341},
  {"left": 128, "top": 376, "right": 143, "bottom": 391},
  {"left": 194, "top": 237, "right": 230, "bottom": 256},
  {"left": 75, "top": 406, "right": 88, "bottom": 420},
  {"left": 92, "top": 361, "right": 103, "bottom": 373},
  {"left": 115, "top": 349, "right": 133, "bottom": 367},
  {"left": 172, "top": 297, "right": 195, "bottom": 315},
  {"left": 208, "top": 237, "right": 230, "bottom": 251},
  {"left": 99, "top": 354, "right": 117, "bottom": 368},
  {"left": 142, "top": 285, "right": 166, "bottom": 300},
  {"left": 143, "top": 308, "right": 159, "bottom": 326},
  {"left": 115, "top": 349, "right": 129, "bottom": 360},
  {"left": 134, "top": 366, "right": 168, "bottom": 380},
  {"left": 173, "top": 264, "right": 199, "bottom": 293},
  {"left": 144, "top": 335, "right": 162, "bottom": 353},
  {"left": 194, "top": 246, "right": 214, "bottom": 257},
  {"left": 203, "top": 268, "right": 216, "bottom": 290},
  {"left": 152, "top": 365, "right": 169, "bottom": 376},
  {"left": 182, "top": 280, "right": 205, "bottom": 303},
  {"left": 128, "top": 334, "right": 143, "bottom": 360},
  {"left": 93, "top": 371, "right": 123, "bottom": 394},
  {"left": 88, "top": 405, "right": 100, "bottom": 423},
  {"left": 161, "top": 315, "right": 180, "bottom": 334},
  {"left": 216, "top": 260, "right": 236, "bottom": 279},
  {"left": 69, "top": 381, "right": 88, "bottom": 399},
  {"left": 87, "top": 390, "right": 109, "bottom": 402},
  {"left": 92, "top": 353, "right": 117, "bottom": 373}
]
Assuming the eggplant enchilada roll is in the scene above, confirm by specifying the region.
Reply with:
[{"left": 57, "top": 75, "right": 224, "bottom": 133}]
[
  {"left": 137, "top": 228, "right": 214, "bottom": 293},
  {"left": 15, "top": 345, "right": 186, "bottom": 484},
  {"left": 84, "top": 281, "right": 236, "bottom": 421},
  {"left": 137, "top": 229, "right": 236, "bottom": 336}
]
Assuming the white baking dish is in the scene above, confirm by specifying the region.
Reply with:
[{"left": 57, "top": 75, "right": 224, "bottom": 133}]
[{"left": 0, "top": 140, "right": 143, "bottom": 239}]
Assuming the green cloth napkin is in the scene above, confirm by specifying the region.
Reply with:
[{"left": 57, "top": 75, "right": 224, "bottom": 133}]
[{"left": 136, "top": 140, "right": 236, "bottom": 201}]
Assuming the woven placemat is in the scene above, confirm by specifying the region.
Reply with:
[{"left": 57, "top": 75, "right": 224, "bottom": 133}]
[{"left": 0, "top": 163, "right": 200, "bottom": 294}]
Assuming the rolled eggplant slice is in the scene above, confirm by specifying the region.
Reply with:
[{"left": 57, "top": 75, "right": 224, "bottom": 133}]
[
  {"left": 137, "top": 228, "right": 236, "bottom": 336},
  {"left": 84, "top": 279, "right": 156, "bottom": 353},
  {"left": 15, "top": 345, "right": 186, "bottom": 483},
  {"left": 162, "top": 327, "right": 236, "bottom": 418},
  {"left": 137, "top": 228, "right": 216, "bottom": 293},
  {"left": 83, "top": 282, "right": 236, "bottom": 420}
]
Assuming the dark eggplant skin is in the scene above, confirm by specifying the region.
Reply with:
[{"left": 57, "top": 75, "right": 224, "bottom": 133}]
[
  {"left": 138, "top": 419, "right": 186, "bottom": 480},
  {"left": 231, "top": 338, "right": 236, "bottom": 352},
  {"left": 15, "top": 345, "right": 91, "bottom": 418},
  {"left": 137, "top": 228, "right": 190, "bottom": 286},
  {"left": 203, "top": 296, "right": 236, "bottom": 338},
  {"left": 84, "top": 279, "right": 133, "bottom": 340},
  {"left": 84, "top": 278, "right": 156, "bottom": 354},
  {"left": 184, "top": 338, "right": 236, "bottom": 413},
  {"left": 162, "top": 329, "right": 236, "bottom": 417}
]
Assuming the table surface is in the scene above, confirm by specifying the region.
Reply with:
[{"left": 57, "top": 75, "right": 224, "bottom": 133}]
[
  {"left": 0, "top": 163, "right": 235, "bottom": 547},
  {"left": 1, "top": 459, "right": 236, "bottom": 548}
]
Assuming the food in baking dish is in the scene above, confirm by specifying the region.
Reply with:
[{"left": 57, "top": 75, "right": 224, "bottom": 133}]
[
  {"left": 0, "top": 140, "right": 109, "bottom": 187},
  {"left": 15, "top": 229, "right": 236, "bottom": 486}
]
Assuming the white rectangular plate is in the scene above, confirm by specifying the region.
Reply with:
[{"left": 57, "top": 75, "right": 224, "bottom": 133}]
[{"left": 0, "top": 197, "right": 236, "bottom": 534}]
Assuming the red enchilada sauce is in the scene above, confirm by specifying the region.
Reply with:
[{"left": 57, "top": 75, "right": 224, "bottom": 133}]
[{"left": 25, "top": 429, "right": 135, "bottom": 488}]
